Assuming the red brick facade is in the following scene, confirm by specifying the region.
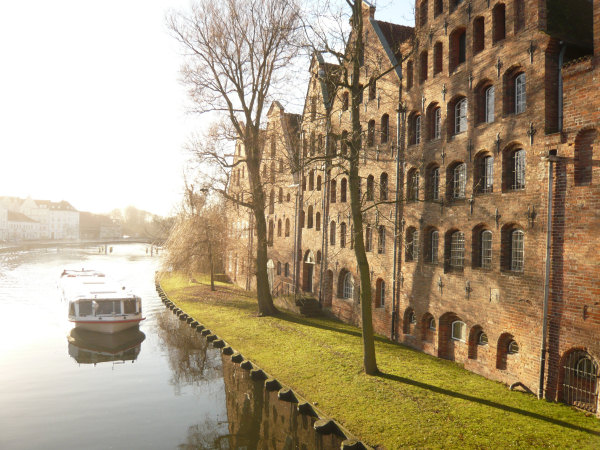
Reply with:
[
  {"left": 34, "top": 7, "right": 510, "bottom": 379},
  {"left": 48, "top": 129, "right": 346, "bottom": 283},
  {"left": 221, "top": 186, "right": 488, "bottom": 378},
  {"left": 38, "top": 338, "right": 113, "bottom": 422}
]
[{"left": 226, "top": 1, "right": 600, "bottom": 416}]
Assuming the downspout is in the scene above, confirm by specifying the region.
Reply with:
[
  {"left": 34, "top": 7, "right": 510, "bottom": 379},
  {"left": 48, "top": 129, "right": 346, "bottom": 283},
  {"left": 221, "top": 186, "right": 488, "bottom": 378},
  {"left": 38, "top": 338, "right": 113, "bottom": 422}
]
[
  {"left": 391, "top": 99, "right": 402, "bottom": 340},
  {"left": 538, "top": 149, "right": 558, "bottom": 399},
  {"left": 558, "top": 42, "right": 566, "bottom": 133},
  {"left": 318, "top": 120, "right": 331, "bottom": 303}
]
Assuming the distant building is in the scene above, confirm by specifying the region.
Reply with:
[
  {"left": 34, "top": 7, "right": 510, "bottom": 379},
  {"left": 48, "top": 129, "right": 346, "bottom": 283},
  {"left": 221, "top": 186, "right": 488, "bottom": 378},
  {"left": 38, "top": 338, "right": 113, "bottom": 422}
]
[
  {"left": 79, "top": 211, "right": 122, "bottom": 239},
  {"left": 7, "top": 210, "right": 40, "bottom": 241}
]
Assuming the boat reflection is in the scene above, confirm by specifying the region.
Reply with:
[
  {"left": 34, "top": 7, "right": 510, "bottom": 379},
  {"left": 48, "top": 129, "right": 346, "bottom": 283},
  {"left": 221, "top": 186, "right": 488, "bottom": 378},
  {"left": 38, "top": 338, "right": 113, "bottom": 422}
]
[{"left": 67, "top": 327, "right": 145, "bottom": 365}]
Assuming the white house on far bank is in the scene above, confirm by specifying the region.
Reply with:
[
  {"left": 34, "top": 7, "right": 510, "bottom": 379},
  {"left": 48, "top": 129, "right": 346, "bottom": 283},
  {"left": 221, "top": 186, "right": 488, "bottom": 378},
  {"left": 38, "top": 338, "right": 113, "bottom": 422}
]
[{"left": 7, "top": 210, "right": 40, "bottom": 241}]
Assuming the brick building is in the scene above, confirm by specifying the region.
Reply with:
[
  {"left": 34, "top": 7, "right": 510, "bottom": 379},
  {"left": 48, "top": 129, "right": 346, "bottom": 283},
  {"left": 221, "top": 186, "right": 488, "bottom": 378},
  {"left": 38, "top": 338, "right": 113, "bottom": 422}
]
[{"left": 225, "top": 0, "right": 600, "bottom": 416}]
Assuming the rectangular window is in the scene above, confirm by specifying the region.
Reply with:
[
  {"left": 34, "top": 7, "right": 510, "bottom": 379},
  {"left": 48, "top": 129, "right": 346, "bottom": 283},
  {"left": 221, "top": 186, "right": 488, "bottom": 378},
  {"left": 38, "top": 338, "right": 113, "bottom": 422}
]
[
  {"left": 432, "top": 168, "right": 440, "bottom": 200},
  {"left": 434, "top": 108, "right": 441, "bottom": 139},
  {"left": 453, "top": 164, "right": 466, "bottom": 199},
  {"left": 415, "top": 116, "right": 421, "bottom": 144},
  {"left": 483, "top": 156, "right": 494, "bottom": 193},
  {"left": 455, "top": 99, "right": 467, "bottom": 134},
  {"left": 452, "top": 321, "right": 466, "bottom": 341}
]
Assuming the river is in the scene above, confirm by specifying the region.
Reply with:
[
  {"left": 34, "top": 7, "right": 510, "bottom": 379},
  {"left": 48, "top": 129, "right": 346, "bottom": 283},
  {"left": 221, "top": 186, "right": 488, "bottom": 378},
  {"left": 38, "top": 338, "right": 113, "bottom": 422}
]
[{"left": 0, "top": 244, "right": 343, "bottom": 449}]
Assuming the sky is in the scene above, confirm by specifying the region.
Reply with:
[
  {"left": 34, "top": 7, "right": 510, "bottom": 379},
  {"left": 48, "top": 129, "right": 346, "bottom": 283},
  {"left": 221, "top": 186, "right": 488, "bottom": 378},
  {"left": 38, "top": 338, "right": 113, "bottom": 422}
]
[{"left": 0, "top": 0, "right": 413, "bottom": 217}]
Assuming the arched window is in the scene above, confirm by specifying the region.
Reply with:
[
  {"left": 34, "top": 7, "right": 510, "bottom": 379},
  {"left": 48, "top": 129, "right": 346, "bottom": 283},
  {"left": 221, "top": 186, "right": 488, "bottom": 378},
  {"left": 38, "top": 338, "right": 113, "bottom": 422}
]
[
  {"left": 369, "top": 78, "right": 376, "bottom": 101},
  {"left": 340, "top": 130, "right": 348, "bottom": 155},
  {"left": 514, "top": 0, "right": 525, "bottom": 33},
  {"left": 330, "top": 179, "right": 337, "bottom": 203},
  {"left": 405, "top": 227, "right": 419, "bottom": 261},
  {"left": 316, "top": 250, "right": 322, "bottom": 264},
  {"left": 492, "top": 3, "right": 506, "bottom": 44},
  {"left": 451, "top": 321, "right": 466, "bottom": 342},
  {"left": 367, "top": 120, "right": 375, "bottom": 147},
  {"left": 406, "top": 60, "right": 414, "bottom": 90},
  {"left": 307, "top": 205, "right": 314, "bottom": 229},
  {"left": 433, "top": 107, "right": 441, "bottom": 139},
  {"left": 455, "top": 98, "right": 467, "bottom": 134},
  {"left": 427, "top": 165, "right": 440, "bottom": 201},
  {"left": 277, "top": 219, "right": 282, "bottom": 237},
  {"left": 365, "top": 224, "right": 373, "bottom": 252},
  {"left": 450, "top": 162, "right": 467, "bottom": 199},
  {"left": 277, "top": 261, "right": 281, "bottom": 275},
  {"left": 278, "top": 187, "right": 284, "bottom": 203},
  {"left": 315, "top": 212, "right": 321, "bottom": 231},
  {"left": 342, "top": 92, "right": 349, "bottom": 111},
  {"left": 343, "top": 272, "right": 354, "bottom": 299},
  {"left": 433, "top": 42, "right": 443, "bottom": 76},
  {"left": 419, "top": 50, "right": 428, "bottom": 84},
  {"left": 407, "top": 169, "right": 419, "bottom": 202},
  {"left": 419, "top": 0, "right": 428, "bottom": 26},
  {"left": 378, "top": 226, "right": 386, "bottom": 254},
  {"left": 511, "top": 149, "right": 526, "bottom": 190},
  {"left": 269, "top": 189, "right": 275, "bottom": 214},
  {"left": 366, "top": 175, "right": 374, "bottom": 201},
  {"left": 316, "top": 175, "right": 322, "bottom": 191},
  {"left": 510, "top": 229, "right": 524, "bottom": 272},
  {"left": 268, "top": 220, "right": 274, "bottom": 246},
  {"left": 449, "top": 27, "right": 466, "bottom": 72},
  {"left": 285, "top": 218, "right": 290, "bottom": 237},
  {"left": 410, "top": 113, "right": 422, "bottom": 145},
  {"left": 340, "top": 178, "right": 347, "bottom": 202},
  {"left": 473, "top": 16, "right": 485, "bottom": 55},
  {"left": 340, "top": 222, "right": 347, "bottom": 248},
  {"left": 330, "top": 221, "right": 336, "bottom": 246},
  {"left": 380, "top": 114, "right": 389, "bottom": 143},
  {"left": 480, "top": 229, "right": 493, "bottom": 269},
  {"left": 449, "top": 231, "right": 465, "bottom": 270},
  {"left": 475, "top": 153, "right": 494, "bottom": 194},
  {"left": 485, "top": 86, "right": 495, "bottom": 123},
  {"left": 379, "top": 173, "right": 388, "bottom": 201},
  {"left": 284, "top": 262, "right": 289, "bottom": 277},
  {"left": 270, "top": 161, "right": 276, "bottom": 184},
  {"left": 434, "top": 0, "right": 443, "bottom": 17},
  {"left": 376, "top": 278, "right": 386, "bottom": 307},
  {"left": 426, "top": 229, "right": 439, "bottom": 263},
  {"left": 309, "top": 171, "right": 314, "bottom": 190},
  {"left": 299, "top": 210, "right": 305, "bottom": 228},
  {"left": 270, "top": 136, "right": 276, "bottom": 157},
  {"left": 279, "top": 159, "right": 284, "bottom": 173},
  {"left": 515, "top": 73, "right": 526, "bottom": 114}
]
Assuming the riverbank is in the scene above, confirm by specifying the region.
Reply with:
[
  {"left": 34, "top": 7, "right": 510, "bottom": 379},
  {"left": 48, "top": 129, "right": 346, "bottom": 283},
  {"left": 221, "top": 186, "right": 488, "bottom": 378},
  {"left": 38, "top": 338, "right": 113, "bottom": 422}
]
[
  {"left": 160, "top": 272, "right": 600, "bottom": 449},
  {"left": 0, "top": 238, "right": 155, "bottom": 253}
]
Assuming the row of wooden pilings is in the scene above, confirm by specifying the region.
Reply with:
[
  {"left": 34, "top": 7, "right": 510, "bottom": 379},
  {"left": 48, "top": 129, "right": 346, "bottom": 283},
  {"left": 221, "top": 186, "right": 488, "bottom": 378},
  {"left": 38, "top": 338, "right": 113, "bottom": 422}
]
[{"left": 154, "top": 276, "right": 371, "bottom": 450}]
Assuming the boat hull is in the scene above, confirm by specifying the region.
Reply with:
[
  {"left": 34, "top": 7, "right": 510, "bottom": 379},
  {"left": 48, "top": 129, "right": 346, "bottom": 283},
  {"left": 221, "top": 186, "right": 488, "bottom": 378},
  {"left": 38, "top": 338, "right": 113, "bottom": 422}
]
[{"left": 70, "top": 318, "right": 145, "bottom": 334}]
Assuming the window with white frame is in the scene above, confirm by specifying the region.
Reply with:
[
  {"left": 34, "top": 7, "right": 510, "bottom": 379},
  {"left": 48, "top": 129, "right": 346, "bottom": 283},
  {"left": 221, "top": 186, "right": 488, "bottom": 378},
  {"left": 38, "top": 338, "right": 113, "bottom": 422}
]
[
  {"left": 485, "top": 86, "right": 495, "bottom": 123},
  {"left": 515, "top": 73, "right": 526, "bottom": 114},
  {"left": 482, "top": 155, "right": 494, "bottom": 193},
  {"left": 450, "top": 231, "right": 465, "bottom": 269},
  {"left": 511, "top": 229, "right": 524, "bottom": 272},
  {"left": 434, "top": 107, "right": 442, "bottom": 139},
  {"left": 415, "top": 115, "right": 421, "bottom": 144},
  {"left": 453, "top": 163, "right": 467, "bottom": 199},
  {"left": 512, "top": 149, "right": 526, "bottom": 190},
  {"left": 430, "top": 166, "right": 440, "bottom": 200},
  {"left": 429, "top": 317, "right": 436, "bottom": 330},
  {"left": 508, "top": 340, "right": 519, "bottom": 354},
  {"left": 455, "top": 98, "right": 467, "bottom": 134},
  {"left": 430, "top": 230, "right": 439, "bottom": 263},
  {"left": 451, "top": 320, "right": 466, "bottom": 341},
  {"left": 481, "top": 230, "right": 493, "bottom": 269},
  {"left": 343, "top": 272, "right": 354, "bottom": 299},
  {"left": 478, "top": 332, "right": 488, "bottom": 345}
]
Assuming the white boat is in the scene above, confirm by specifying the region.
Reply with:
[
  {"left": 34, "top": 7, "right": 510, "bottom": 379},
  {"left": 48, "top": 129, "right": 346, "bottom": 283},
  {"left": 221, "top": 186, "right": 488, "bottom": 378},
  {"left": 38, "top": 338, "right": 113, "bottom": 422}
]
[{"left": 60, "top": 269, "right": 145, "bottom": 334}]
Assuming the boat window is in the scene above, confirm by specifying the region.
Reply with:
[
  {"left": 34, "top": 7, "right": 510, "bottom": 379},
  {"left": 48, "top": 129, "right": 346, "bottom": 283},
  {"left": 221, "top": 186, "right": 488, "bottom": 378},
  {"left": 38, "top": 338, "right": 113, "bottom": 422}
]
[
  {"left": 96, "top": 300, "right": 121, "bottom": 315},
  {"left": 69, "top": 302, "right": 75, "bottom": 316},
  {"left": 78, "top": 301, "right": 92, "bottom": 316},
  {"left": 123, "top": 299, "right": 137, "bottom": 314}
]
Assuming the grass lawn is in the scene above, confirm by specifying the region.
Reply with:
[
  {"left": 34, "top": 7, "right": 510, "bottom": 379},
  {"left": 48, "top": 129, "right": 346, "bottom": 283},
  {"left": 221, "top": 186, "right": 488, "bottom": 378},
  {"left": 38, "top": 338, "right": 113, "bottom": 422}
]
[{"left": 160, "top": 272, "right": 600, "bottom": 449}]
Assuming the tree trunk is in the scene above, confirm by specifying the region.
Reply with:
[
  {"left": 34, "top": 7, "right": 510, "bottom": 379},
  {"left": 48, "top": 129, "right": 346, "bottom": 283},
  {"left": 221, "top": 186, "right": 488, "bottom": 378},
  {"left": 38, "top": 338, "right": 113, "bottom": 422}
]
[
  {"left": 208, "top": 240, "right": 215, "bottom": 291},
  {"left": 348, "top": 1, "right": 377, "bottom": 375},
  {"left": 254, "top": 205, "right": 278, "bottom": 316}
]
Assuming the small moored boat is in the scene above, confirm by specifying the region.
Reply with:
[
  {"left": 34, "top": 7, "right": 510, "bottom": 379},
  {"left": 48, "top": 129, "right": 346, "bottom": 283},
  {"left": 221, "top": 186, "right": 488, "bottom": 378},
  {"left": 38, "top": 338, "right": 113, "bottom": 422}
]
[{"left": 60, "top": 269, "right": 145, "bottom": 334}]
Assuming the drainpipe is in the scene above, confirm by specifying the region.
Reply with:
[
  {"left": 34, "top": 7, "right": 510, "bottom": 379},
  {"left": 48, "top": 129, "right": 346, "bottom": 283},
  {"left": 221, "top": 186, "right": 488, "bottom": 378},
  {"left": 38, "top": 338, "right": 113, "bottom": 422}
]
[
  {"left": 558, "top": 42, "right": 567, "bottom": 133},
  {"left": 391, "top": 98, "right": 405, "bottom": 341},
  {"left": 318, "top": 120, "right": 331, "bottom": 303},
  {"left": 538, "top": 149, "right": 558, "bottom": 399}
]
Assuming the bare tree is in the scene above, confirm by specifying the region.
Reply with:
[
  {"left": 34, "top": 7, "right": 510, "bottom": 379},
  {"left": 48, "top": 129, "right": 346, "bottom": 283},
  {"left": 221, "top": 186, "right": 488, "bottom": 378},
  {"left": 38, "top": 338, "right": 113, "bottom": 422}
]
[
  {"left": 302, "top": 1, "right": 414, "bottom": 375},
  {"left": 168, "top": 0, "right": 302, "bottom": 316},
  {"left": 163, "top": 184, "right": 226, "bottom": 291}
]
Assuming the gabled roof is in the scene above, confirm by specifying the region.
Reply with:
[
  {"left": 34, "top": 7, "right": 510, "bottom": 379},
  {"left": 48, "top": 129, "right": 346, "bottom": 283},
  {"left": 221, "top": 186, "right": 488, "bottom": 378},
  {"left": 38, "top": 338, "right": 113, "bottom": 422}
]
[
  {"left": 370, "top": 19, "right": 414, "bottom": 79},
  {"left": 8, "top": 210, "right": 37, "bottom": 223}
]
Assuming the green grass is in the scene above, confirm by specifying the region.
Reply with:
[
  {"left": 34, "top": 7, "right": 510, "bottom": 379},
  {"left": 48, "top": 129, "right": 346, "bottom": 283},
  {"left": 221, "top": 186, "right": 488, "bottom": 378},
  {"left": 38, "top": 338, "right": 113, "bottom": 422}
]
[{"left": 160, "top": 272, "right": 600, "bottom": 449}]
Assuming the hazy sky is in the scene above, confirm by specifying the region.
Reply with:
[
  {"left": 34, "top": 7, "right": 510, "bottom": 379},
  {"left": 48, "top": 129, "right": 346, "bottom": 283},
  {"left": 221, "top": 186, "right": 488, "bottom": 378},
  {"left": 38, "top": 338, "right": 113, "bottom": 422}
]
[{"left": 0, "top": 0, "right": 413, "bottom": 217}]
